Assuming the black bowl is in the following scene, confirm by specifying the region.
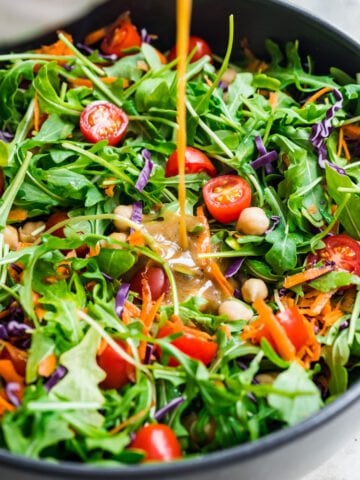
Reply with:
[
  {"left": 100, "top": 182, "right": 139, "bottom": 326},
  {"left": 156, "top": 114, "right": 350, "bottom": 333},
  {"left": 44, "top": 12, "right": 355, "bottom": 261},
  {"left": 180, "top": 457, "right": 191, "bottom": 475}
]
[{"left": 1, "top": 1, "right": 360, "bottom": 479}]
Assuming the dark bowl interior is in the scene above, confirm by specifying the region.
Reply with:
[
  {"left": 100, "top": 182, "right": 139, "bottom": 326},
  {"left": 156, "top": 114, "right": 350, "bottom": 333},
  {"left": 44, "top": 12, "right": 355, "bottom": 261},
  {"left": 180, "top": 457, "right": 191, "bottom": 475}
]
[{"left": 1, "top": 1, "right": 360, "bottom": 479}]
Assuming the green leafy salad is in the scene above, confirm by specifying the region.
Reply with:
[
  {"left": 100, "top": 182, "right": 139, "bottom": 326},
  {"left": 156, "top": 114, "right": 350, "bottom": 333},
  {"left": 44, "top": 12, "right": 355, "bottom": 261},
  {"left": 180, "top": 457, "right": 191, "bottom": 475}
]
[{"left": 0, "top": 11, "right": 359, "bottom": 465}]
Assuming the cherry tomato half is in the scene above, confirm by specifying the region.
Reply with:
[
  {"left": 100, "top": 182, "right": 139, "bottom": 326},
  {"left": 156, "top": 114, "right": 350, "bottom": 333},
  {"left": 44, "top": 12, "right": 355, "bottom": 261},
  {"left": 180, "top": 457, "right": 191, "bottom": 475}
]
[
  {"left": 97, "top": 339, "right": 134, "bottom": 390},
  {"left": 131, "top": 266, "right": 169, "bottom": 301},
  {"left": 276, "top": 306, "right": 311, "bottom": 352},
  {"left": 203, "top": 175, "right": 252, "bottom": 224},
  {"left": 165, "top": 147, "right": 216, "bottom": 178},
  {"left": 101, "top": 19, "right": 141, "bottom": 57},
  {"left": 80, "top": 101, "right": 129, "bottom": 146},
  {"left": 168, "top": 36, "right": 212, "bottom": 63},
  {"left": 46, "top": 211, "right": 69, "bottom": 238},
  {"left": 308, "top": 234, "right": 360, "bottom": 275},
  {"left": 158, "top": 321, "right": 218, "bottom": 366},
  {"left": 130, "top": 424, "right": 182, "bottom": 462}
]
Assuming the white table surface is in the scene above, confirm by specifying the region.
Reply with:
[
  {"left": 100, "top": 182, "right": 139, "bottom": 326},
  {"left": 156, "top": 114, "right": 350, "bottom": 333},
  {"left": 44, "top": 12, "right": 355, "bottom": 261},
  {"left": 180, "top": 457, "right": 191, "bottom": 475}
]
[{"left": 282, "top": 4, "right": 360, "bottom": 480}]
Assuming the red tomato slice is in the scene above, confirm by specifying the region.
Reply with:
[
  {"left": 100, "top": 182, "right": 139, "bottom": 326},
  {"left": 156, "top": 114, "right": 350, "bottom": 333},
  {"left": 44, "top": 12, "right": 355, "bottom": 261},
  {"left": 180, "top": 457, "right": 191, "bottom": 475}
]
[
  {"left": 203, "top": 175, "right": 252, "bottom": 224},
  {"left": 131, "top": 266, "right": 169, "bottom": 301},
  {"left": 276, "top": 306, "right": 311, "bottom": 352},
  {"left": 165, "top": 147, "right": 216, "bottom": 177},
  {"left": 158, "top": 321, "right": 218, "bottom": 366},
  {"left": 168, "top": 36, "right": 212, "bottom": 63},
  {"left": 130, "top": 424, "right": 182, "bottom": 462},
  {"left": 309, "top": 234, "right": 360, "bottom": 275},
  {"left": 80, "top": 101, "right": 129, "bottom": 146},
  {"left": 101, "top": 21, "right": 141, "bottom": 57},
  {"left": 97, "top": 339, "right": 134, "bottom": 390}
]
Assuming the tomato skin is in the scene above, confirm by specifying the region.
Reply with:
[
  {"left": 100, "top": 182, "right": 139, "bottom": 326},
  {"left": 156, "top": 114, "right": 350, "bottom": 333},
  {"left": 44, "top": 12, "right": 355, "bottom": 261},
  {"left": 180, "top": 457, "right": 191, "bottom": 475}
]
[
  {"left": 308, "top": 234, "right": 360, "bottom": 275},
  {"left": 80, "top": 101, "right": 129, "bottom": 146},
  {"left": 158, "top": 322, "right": 218, "bottom": 366},
  {"left": 131, "top": 266, "right": 169, "bottom": 301},
  {"left": 276, "top": 307, "right": 310, "bottom": 351},
  {"left": 46, "top": 211, "right": 69, "bottom": 238},
  {"left": 203, "top": 175, "right": 252, "bottom": 224},
  {"left": 168, "top": 36, "right": 212, "bottom": 63},
  {"left": 97, "top": 339, "right": 134, "bottom": 390},
  {"left": 130, "top": 424, "right": 182, "bottom": 462},
  {"left": 101, "top": 22, "right": 141, "bottom": 57},
  {"left": 165, "top": 147, "right": 216, "bottom": 177}
]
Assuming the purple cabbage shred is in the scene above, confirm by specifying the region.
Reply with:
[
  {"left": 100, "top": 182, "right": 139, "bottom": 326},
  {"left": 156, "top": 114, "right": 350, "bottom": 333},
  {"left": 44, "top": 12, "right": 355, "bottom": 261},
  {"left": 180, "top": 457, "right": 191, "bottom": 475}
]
[
  {"left": 144, "top": 343, "right": 154, "bottom": 365},
  {"left": 140, "top": 28, "right": 151, "bottom": 44},
  {"left": 115, "top": 283, "right": 130, "bottom": 318},
  {"left": 102, "top": 272, "right": 114, "bottom": 282},
  {"left": 76, "top": 42, "right": 117, "bottom": 62},
  {"left": 44, "top": 366, "right": 67, "bottom": 392},
  {"left": 7, "top": 320, "right": 29, "bottom": 337},
  {"left": 0, "top": 131, "right": 14, "bottom": 143},
  {"left": 218, "top": 80, "right": 229, "bottom": 92},
  {"left": 309, "top": 88, "right": 345, "bottom": 174},
  {"left": 252, "top": 135, "right": 277, "bottom": 173},
  {"left": 5, "top": 382, "right": 22, "bottom": 407},
  {"left": 0, "top": 325, "right": 8, "bottom": 340},
  {"left": 266, "top": 215, "right": 281, "bottom": 234},
  {"left": 135, "top": 149, "right": 154, "bottom": 192},
  {"left": 131, "top": 200, "right": 143, "bottom": 224},
  {"left": 254, "top": 135, "right": 267, "bottom": 156},
  {"left": 154, "top": 397, "right": 185, "bottom": 421},
  {"left": 225, "top": 257, "right": 244, "bottom": 279}
]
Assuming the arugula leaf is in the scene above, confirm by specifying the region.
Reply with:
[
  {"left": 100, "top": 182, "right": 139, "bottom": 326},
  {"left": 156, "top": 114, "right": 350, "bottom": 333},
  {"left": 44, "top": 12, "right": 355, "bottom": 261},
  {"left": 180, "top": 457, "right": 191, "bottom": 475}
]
[
  {"left": 51, "top": 327, "right": 105, "bottom": 411},
  {"left": 309, "top": 271, "right": 360, "bottom": 292},
  {"left": 33, "top": 114, "right": 75, "bottom": 142},
  {"left": 268, "top": 363, "right": 322, "bottom": 425},
  {"left": 265, "top": 225, "right": 297, "bottom": 274},
  {"left": 95, "top": 249, "right": 136, "bottom": 279},
  {"left": 26, "top": 330, "right": 55, "bottom": 384}
]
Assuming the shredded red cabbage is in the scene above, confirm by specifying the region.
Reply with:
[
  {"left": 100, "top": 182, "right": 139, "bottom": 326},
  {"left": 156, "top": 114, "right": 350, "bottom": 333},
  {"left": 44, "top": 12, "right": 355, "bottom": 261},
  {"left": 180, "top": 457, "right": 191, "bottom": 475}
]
[
  {"left": 76, "top": 43, "right": 117, "bottom": 62},
  {"left": 102, "top": 272, "right": 114, "bottom": 282},
  {"left": 218, "top": 80, "right": 229, "bottom": 92},
  {"left": 7, "top": 320, "right": 29, "bottom": 337},
  {"left": 0, "top": 324, "right": 8, "bottom": 340},
  {"left": 154, "top": 397, "right": 185, "bottom": 421},
  {"left": 266, "top": 215, "right": 281, "bottom": 234},
  {"left": 310, "top": 88, "right": 345, "bottom": 174},
  {"left": 115, "top": 283, "right": 130, "bottom": 318},
  {"left": 252, "top": 135, "right": 278, "bottom": 173},
  {"left": 135, "top": 149, "right": 154, "bottom": 192},
  {"left": 144, "top": 343, "right": 154, "bottom": 365},
  {"left": 5, "top": 382, "right": 22, "bottom": 406},
  {"left": 140, "top": 28, "right": 151, "bottom": 44},
  {"left": 0, "top": 131, "right": 14, "bottom": 143},
  {"left": 44, "top": 366, "right": 67, "bottom": 392},
  {"left": 131, "top": 201, "right": 143, "bottom": 224},
  {"left": 225, "top": 257, "right": 244, "bottom": 278}
]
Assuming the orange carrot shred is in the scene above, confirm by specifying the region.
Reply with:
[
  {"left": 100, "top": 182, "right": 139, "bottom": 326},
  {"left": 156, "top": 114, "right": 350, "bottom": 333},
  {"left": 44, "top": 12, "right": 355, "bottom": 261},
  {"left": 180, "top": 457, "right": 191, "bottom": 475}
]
[
  {"left": 38, "top": 353, "right": 57, "bottom": 377},
  {"left": 33, "top": 91, "right": 40, "bottom": 132},
  {"left": 109, "top": 408, "right": 148, "bottom": 435},
  {"left": 0, "top": 359, "right": 23, "bottom": 383},
  {"left": 0, "top": 395, "right": 15, "bottom": 415},
  {"left": 342, "top": 124, "right": 360, "bottom": 139},
  {"left": 337, "top": 127, "right": 344, "bottom": 157},
  {"left": 341, "top": 136, "right": 351, "bottom": 161},
  {"left": 283, "top": 264, "right": 334, "bottom": 289},
  {"left": 269, "top": 91, "right": 278, "bottom": 111},
  {"left": 302, "top": 87, "right": 333, "bottom": 107},
  {"left": 128, "top": 230, "right": 145, "bottom": 247},
  {"left": 8, "top": 209, "right": 28, "bottom": 222}
]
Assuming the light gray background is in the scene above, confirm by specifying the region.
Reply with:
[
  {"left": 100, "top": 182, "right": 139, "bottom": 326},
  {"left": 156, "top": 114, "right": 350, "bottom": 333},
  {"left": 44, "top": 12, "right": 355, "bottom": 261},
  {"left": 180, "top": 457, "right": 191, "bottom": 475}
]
[{"left": 0, "top": 0, "right": 359, "bottom": 479}]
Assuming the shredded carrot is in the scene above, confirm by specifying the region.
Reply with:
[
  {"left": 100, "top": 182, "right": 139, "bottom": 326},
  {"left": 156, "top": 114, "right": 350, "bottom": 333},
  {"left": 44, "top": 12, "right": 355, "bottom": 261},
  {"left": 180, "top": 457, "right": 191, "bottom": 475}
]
[
  {"left": 342, "top": 124, "right": 360, "bottom": 139},
  {"left": 302, "top": 87, "right": 333, "bottom": 107},
  {"left": 341, "top": 136, "right": 351, "bottom": 161},
  {"left": 139, "top": 292, "right": 164, "bottom": 361},
  {"left": 244, "top": 299, "right": 296, "bottom": 361},
  {"left": 36, "top": 32, "right": 74, "bottom": 57},
  {"left": 196, "top": 206, "right": 234, "bottom": 298},
  {"left": 109, "top": 408, "right": 148, "bottom": 435},
  {"left": 0, "top": 395, "right": 15, "bottom": 415},
  {"left": 8, "top": 209, "right": 28, "bottom": 222},
  {"left": 283, "top": 264, "right": 334, "bottom": 289},
  {"left": 84, "top": 27, "right": 108, "bottom": 45},
  {"left": 269, "top": 91, "right": 278, "bottom": 111},
  {"left": 68, "top": 77, "right": 128, "bottom": 90},
  {"left": 88, "top": 243, "right": 101, "bottom": 257},
  {"left": 156, "top": 50, "right": 168, "bottom": 65},
  {"left": 219, "top": 324, "right": 231, "bottom": 339},
  {"left": 0, "top": 359, "right": 23, "bottom": 383},
  {"left": 33, "top": 91, "right": 40, "bottom": 132},
  {"left": 38, "top": 353, "right": 57, "bottom": 377},
  {"left": 128, "top": 230, "right": 145, "bottom": 247},
  {"left": 124, "top": 300, "right": 141, "bottom": 318},
  {"left": 0, "top": 341, "right": 28, "bottom": 376},
  {"left": 337, "top": 127, "right": 344, "bottom": 157}
]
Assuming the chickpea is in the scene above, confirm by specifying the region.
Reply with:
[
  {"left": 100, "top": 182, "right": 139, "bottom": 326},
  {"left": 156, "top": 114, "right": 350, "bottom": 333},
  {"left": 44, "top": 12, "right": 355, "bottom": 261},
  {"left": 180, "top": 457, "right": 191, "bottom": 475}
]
[
  {"left": 19, "top": 221, "right": 46, "bottom": 243},
  {"left": 113, "top": 205, "right": 133, "bottom": 232},
  {"left": 100, "top": 232, "right": 128, "bottom": 250},
  {"left": 4, "top": 225, "right": 19, "bottom": 251},
  {"left": 241, "top": 278, "right": 268, "bottom": 304},
  {"left": 218, "top": 299, "right": 253, "bottom": 321},
  {"left": 236, "top": 207, "right": 270, "bottom": 235}
]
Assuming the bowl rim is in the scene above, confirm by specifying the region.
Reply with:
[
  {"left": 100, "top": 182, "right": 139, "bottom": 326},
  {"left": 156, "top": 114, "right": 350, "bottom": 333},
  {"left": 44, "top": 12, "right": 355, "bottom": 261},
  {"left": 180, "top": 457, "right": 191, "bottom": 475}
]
[{"left": 1, "top": 0, "right": 360, "bottom": 476}]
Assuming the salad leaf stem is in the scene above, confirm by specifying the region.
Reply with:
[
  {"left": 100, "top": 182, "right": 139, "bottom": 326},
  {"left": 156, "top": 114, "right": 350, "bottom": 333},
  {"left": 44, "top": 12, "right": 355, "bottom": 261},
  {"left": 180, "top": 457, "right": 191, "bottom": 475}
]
[
  {"left": 78, "top": 66, "right": 123, "bottom": 108},
  {"left": 57, "top": 33, "right": 105, "bottom": 77}
]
